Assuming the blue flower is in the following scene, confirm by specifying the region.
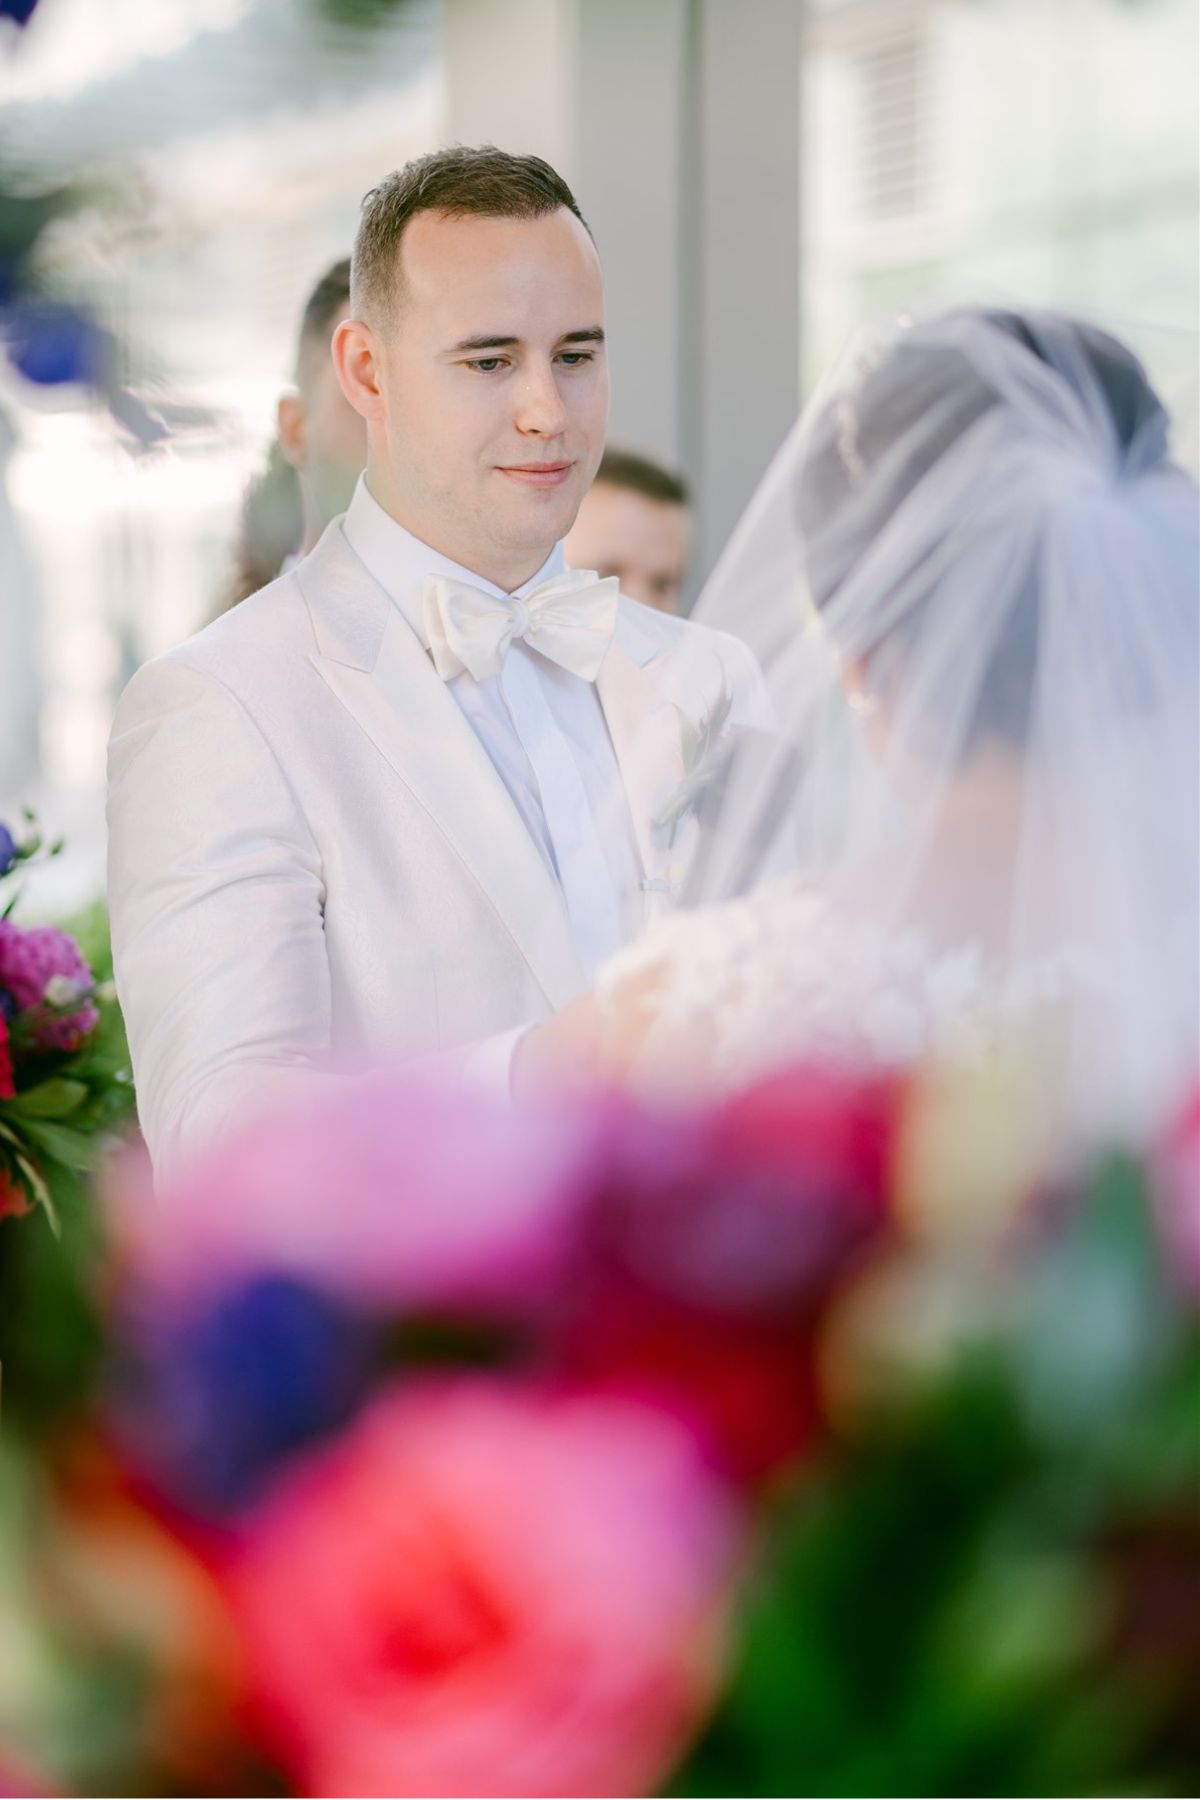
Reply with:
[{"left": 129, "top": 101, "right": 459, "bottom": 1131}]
[
  {"left": 0, "top": 0, "right": 41, "bottom": 24},
  {"left": 3, "top": 301, "right": 108, "bottom": 387},
  {"left": 114, "top": 1273, "right": 379, "bottom": 1516},
  {"left": 0, "top": 824, "right": 15, "bottom": 877}
]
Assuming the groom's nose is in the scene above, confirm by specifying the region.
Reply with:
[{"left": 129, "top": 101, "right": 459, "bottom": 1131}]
[{"left": 513, "top": 358, "right": 569, "bottom": 438}]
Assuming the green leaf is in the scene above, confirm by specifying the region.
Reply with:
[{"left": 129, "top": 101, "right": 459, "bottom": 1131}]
[
  {"left": 7, "top": 1079, "right": 89, "bottom": 1120},
  {"left": 12, "top": 1117, "right": 99, "bottom": 1173},
  {"left": 673, "top": 701, "right": 702, "bottom": 768},
  {"left": 11, "top": 1151, "right": 58, "bottom": 1236}
]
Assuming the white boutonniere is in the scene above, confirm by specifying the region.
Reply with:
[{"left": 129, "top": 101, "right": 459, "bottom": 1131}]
[{"left": 651, "top": 676, "right": 735, "bottom": 850}]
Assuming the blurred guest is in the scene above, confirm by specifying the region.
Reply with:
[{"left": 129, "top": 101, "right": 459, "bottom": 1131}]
[
  {"left": 224, "top": 259, "right": 365, "bottom": 608},
  {"left": 565, "top": 447, "right": 690, "bottom": 614}
]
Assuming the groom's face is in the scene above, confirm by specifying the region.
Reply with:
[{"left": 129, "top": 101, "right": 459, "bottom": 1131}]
[{"left": 348, "top": 206, "right": 609, "bottom": 590}]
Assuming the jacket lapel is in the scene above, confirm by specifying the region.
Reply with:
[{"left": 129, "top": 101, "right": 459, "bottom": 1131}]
[
  {"left": 297, "top": 527, "right": 587, "bottom": 1010},
  {"left": 595, "top": 614, "right": 690, "bottom": 906}
]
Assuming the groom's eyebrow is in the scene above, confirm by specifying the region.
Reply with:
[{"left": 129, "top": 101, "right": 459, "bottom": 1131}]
[
  {"left": 450, "top": 333, "right": 520, "bottom": 353},
  {"left": 447, "top": 326, "right": 606, "bottom": 353}
]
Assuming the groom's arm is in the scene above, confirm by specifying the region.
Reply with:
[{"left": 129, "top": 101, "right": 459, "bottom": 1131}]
[{"left": 107, "top": 654, "right": 332, "bottom": 1189}]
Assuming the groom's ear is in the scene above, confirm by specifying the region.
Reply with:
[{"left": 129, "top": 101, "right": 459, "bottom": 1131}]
[
  {"left": 277, "top": 391, "right": 308, "bottom": 470},
  {"left": 332, "top": 317, "right": 386, "bottom": 424}
]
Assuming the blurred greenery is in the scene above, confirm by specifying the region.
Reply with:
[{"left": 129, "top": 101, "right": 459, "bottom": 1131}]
[
  {"left": 305, "top": 0, "right": 419, "bottom": 26},
  {"left": 676, "top": 1163, "right": 1200, "bottom": 1798},
  {"left": 0, "top": 1157, "right": 107, "bottom": 1438},
  {"left": 0, "top": 903, "right": 132, "bottom": 1438}
]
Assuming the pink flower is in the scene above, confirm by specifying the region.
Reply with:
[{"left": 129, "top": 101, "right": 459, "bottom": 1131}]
[
  {"left": 125, "top": 1072, "right": 604, "bottom": 1318},
  {"left": 222, "top": 1379, "right": 740, "bottom": 1799},
  {"left": 1155, "top": 1083, "right": 1200, "bottom": 1302},
  {"left": 0, "top": 918, "right": 98, "bottom": 1052},
  {"left": 0, "top": 1014, "right": 13, "bottom": 1101}
]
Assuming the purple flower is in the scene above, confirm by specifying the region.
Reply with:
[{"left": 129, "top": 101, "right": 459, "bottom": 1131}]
[
  {"left": 587, "top": 1067, "right": 898, "bottom": 1318},
  {"left": 0, "top": 824, "right": 16, "bottom": 877},
  {"left": 0, "top": 918, "right": 98, "bottom": 1051},
  {"left": 3, "top": 301, "right": 109, "bottom": 387},
  {"left": 113, "top": 1273, "right": 379, "bottom": 1517}
]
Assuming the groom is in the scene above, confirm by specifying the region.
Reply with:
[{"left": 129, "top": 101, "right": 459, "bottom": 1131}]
[{"left": 107, "top": 145, "right": 771, "bottom": 1183}]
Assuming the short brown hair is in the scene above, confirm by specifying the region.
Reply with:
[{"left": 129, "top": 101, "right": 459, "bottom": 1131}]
[
  {"left": 352, "top": 144, "right": 590, "bottom": 324},
  {"left": 596, "top": 446, "right": 689, "bottom": 508},
  {"left": 295, "top": 256, "right": 351, "bottom": 386}
]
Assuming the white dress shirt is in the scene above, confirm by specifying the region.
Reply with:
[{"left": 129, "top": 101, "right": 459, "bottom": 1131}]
[{"left": 341, "top": 475, "right": 643, "bottom": 985}]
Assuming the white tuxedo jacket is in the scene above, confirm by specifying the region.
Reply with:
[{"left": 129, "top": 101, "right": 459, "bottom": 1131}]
[{"left": 107, "top": 520, "right": 772, "bottom": 1182}]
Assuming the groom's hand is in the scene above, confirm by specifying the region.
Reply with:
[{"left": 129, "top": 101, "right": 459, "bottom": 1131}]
[
  {"left": 510, "top": 992, "right": 607, "bottom": 1102},
  {"left": 511, "top": 967, "right": 671, "bottom": 1102}
]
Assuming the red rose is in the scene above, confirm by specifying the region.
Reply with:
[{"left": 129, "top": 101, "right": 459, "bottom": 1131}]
[
  {"left": 0, "top": 1166, "right": 32, "bottom": 1221},
  {"left": 563, "top": 1293, "right": 823, "bottom": 1480},
  {"left": 562, "top": 1064, "right": 903, "bottom": 1476},
  {"left": 223, "top": 1379, "right": 740, "bottom": 1798}
]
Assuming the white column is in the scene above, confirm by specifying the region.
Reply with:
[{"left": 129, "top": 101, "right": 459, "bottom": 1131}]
[
  {"left": 573, "top": 0, "right": 690, "bottom": 472},
  {"left": 443, "top": 0, "right": 803, "bottom": 594},
  {"left": 686, "top": 0, "right": 803, "bottom": 581},
  {"left": 444, "top": 0, "right": 581, "bottom": 177}
]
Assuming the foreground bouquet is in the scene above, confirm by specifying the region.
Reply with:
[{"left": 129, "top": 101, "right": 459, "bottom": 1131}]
[
  {"left": 0, "top": 1054, "right": 1196, "bottom": 1797},
  {"left": 0, "top": 817, "right": 135, "bottom": 1226}
]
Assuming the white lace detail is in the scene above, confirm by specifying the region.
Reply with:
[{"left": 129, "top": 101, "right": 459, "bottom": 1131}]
[{"left": 599, "top": 877, "right": 1077, "bottom": 1090}]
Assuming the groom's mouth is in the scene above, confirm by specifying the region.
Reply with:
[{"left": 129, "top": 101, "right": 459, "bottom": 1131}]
[{"left": 495, "top": 461, "right": 574, "bottom": 489}]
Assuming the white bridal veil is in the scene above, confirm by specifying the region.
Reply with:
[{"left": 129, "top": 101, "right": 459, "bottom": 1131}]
[{"left": 687, "top": 305, "right": 1199, "bottom": 1140}]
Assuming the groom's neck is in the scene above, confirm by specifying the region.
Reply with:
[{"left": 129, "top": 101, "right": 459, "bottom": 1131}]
[{"left": 365, "top": 467, "right": 554, "bottom": 595}]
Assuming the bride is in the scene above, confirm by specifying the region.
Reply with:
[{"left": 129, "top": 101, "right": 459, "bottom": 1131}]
[{"left": 519, "top": 305, "right": 1199, "bottom": 1150}]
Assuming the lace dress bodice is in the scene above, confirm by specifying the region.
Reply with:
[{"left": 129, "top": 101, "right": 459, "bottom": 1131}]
[{"left": 599, "top": 877, "right": 1075, "bottom": 1093}]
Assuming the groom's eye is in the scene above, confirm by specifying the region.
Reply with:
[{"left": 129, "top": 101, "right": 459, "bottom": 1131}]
[
  {"left": 557, "top": 352, "right": 594, "bottom": 367},
  {"left": 465, "top": 357, "right": 506, "bottom": 373}
]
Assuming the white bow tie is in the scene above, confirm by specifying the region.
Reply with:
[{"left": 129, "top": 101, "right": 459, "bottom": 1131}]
[{"left": 423, "top": 568, "right": 620, "bottom": 684}]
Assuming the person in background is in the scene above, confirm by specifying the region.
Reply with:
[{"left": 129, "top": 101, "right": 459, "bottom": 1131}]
[
  {"left": 564, "top": 446, "right": 690, "bottom": 614},
  {"left": 223, "top": 258, "right": 366, "bottom": 608}
]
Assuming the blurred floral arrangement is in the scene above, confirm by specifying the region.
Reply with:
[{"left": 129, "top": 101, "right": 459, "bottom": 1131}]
[
  {"left": 0, "top": 1043, "right": 1196, "bottom": 1798},
  {"left": 0, "top": 0, "right": 39, "bottom": 30},
  {"left": 0, "top": 0, "right": 163, "bottom": 445},
  {"left": 0, "top": 816, "right": 135, "bottom": 1227}
]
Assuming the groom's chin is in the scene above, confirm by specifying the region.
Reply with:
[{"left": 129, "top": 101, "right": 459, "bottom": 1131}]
[{"left": 491, "top": 478, "right": 583, "bottom": 546}]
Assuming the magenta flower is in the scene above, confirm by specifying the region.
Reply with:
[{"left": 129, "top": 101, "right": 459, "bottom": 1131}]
[
  {"left": 1156, "top": 1086, "right": 1200, "bottom": 1304},
  {"left": 0, "top": 918, "right": 98, "bottom": 1052}
]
